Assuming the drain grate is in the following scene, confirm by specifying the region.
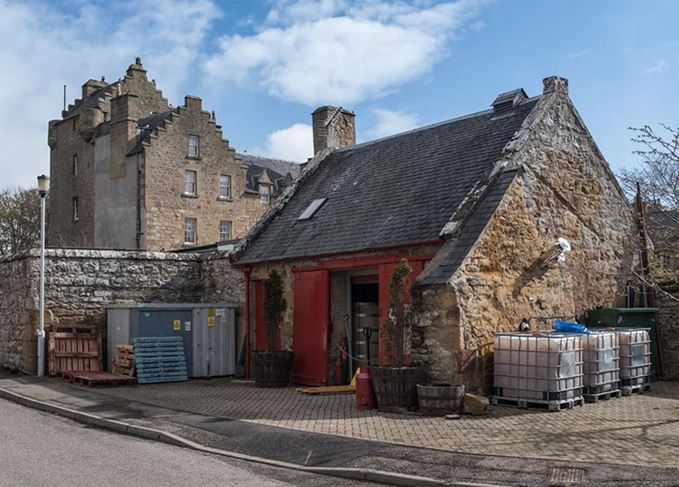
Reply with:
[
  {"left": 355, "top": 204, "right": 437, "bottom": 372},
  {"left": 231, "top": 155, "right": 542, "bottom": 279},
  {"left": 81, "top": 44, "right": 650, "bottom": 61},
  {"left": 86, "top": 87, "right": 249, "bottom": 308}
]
[{"left": 548, "top": 467, "right": 586, "bottom": 486}]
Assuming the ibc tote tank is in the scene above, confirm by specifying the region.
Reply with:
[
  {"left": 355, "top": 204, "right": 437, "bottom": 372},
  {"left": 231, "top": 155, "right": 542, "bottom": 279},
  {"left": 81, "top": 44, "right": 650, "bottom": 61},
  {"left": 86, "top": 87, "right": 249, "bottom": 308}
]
[{"left": 492, "top": 333, "right": 583, "bottom": 411}]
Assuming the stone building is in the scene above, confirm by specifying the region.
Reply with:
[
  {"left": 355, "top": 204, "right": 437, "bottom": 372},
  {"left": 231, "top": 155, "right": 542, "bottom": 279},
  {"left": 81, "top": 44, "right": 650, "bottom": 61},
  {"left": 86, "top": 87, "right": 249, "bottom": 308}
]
[
  {"left": 47, "top": 58, "right": 299, "bottom": 251},
  {"left": 234, "top": 76, "right": 638, "bottom": 389}
]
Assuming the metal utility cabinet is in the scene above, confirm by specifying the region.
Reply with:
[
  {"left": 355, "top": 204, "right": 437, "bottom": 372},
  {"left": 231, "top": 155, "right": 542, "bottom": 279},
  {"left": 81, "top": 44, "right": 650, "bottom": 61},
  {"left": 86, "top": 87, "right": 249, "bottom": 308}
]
[{"left": 107, "top": 303, "right": 237, "bottom": 378}]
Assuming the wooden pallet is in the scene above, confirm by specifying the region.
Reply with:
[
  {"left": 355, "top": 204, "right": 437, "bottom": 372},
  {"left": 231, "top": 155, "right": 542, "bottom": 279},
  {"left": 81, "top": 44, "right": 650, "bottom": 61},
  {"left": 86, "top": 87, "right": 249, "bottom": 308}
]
[
  {"left": 48, "top": 332, "right": 102, "bottom": 377},
  {"left": 491, "top": 396, "right": 584, "bottom": 412},
  {"left": 61, "top": 371, "right": 136, "bottom": 387},
  {"left": 584, "top": 389, "right": 621, "bottom": 403},
  {"left": 132, "top": 337, "right": 188, "bottom": 384},
  {"left": 112, "top": 344, "right": 136, "bottom": 377}
]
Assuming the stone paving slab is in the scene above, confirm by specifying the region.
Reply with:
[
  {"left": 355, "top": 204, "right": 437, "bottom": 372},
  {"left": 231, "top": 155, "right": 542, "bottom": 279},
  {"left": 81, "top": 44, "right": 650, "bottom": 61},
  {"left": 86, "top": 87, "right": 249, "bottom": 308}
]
[
  {"left": 3, "top": 374, "right": 679, "bottom": 468},
  {"left": 93, "top": 378, "right": 679, "bottom": 468}
]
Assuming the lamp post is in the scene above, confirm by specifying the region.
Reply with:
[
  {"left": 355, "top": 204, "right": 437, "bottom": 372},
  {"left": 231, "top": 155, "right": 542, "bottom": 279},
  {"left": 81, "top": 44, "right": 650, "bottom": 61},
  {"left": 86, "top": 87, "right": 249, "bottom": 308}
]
[{"left": 37, "top": 175, "right": 49, "bottom": 377}]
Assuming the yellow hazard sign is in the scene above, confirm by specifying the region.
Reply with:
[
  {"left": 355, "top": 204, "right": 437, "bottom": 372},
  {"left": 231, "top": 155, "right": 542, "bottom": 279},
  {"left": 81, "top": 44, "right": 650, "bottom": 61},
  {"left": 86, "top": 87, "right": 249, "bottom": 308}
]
[
  {"left": 208, "top": 308, "right": 216, "bottom": 317},
  {"left": 173, "top": 320, "right": 181, "bottom": 331},
  {"left": 207, "top": 316, "right": 216, "bottom": 327}
]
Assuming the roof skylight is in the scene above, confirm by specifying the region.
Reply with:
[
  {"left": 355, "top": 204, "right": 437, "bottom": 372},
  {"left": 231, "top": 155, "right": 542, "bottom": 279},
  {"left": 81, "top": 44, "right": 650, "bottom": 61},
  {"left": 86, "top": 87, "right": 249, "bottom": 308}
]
[{"left": 298, "top": 198, "right": 327, "bottom": 220}]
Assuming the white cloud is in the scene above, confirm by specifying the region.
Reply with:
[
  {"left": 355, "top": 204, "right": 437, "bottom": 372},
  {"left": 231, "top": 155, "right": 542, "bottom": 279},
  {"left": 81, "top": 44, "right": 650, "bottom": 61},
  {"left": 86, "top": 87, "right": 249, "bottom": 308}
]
[
  {"left": 260, "top": 123, "right": 314, "bottom": 162},
  {"left": 0, "top": 0, "right": 219, "bottom": 188},
  {"left": 566, "top": 48, "right": 592, "bottom": 60},
  {"left": 644, "top": 60, "right": 668, "bottom": 74},
  {"left": 369, "top": 108, "right": 419, "bottom": 139},
  {"left": 204, "top": 0, "right": 486, "bottom": 106}
]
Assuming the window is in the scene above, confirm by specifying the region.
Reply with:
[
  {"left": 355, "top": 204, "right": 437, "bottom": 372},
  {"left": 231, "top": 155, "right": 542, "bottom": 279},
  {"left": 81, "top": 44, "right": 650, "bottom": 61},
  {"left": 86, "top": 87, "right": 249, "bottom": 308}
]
[
  {"left": 219, "top": 220, "right": 232, "bottom": 242},
  {"left": 219, "top": 175, "right": 231, "bottom": 199},
  {"left": 184, "top": 218, "right": 197, "bottom": 245},
  {"left": 72, "top": 197, "right": 79, "bottom": 221},
  {"left": 72, "top": 154, "right": 78, "bottom": 175},
  {"left": 184, "top": 170, "right": 197, "bottom": 196},
  {"left": 298, "top": 198, "right": 327, "bottom": 220},
  {"left": 188, "top": 135, "right": 200, "bottom": 157},
  {"left": 259, "top": 184, "right": 271, "bottom": 204}
]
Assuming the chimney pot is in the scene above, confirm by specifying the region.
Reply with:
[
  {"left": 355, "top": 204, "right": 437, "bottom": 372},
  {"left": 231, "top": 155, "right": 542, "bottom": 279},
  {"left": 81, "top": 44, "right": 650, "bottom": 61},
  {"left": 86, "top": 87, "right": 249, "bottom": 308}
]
[{"left": 543, "top": 76, "right": 569, "bottom": 96}]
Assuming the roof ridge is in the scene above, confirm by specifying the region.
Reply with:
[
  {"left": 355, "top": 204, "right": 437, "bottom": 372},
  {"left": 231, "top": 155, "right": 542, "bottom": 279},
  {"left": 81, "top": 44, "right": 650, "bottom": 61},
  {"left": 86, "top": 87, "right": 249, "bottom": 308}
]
[{"left": 335, "top": 95, "right": 542, "bottom": 154}]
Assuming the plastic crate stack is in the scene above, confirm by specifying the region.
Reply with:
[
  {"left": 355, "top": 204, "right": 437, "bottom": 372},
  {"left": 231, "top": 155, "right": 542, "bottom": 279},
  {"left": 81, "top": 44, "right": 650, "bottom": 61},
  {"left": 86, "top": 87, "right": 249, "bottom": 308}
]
[
  {"left": 581, "top": 331, "right": 621, "bottom": 403},
  {"left": 492, "top": 333, "right": 583, "bottom": 411},
  {"left": 617, "top": 329, "right": 652, "bottom": 395}
]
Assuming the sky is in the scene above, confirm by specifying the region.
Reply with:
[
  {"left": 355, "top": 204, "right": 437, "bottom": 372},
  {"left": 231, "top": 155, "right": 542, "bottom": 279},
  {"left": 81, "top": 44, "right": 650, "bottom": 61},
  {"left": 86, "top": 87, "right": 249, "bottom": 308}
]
[{"left": 1, "top": 0, "right": 678, "bottom": 189}]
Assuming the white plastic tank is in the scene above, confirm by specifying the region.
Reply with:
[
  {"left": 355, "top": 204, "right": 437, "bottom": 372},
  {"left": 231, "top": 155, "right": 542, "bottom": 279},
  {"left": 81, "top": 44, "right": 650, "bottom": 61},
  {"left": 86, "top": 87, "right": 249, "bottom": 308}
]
[
  {"left": 581, "top": 331, "right": 619, "bottom": 391},
  {"left": 618, "top": 329, "right": 651, "bottom": 380},
  {"left": 493, "top": 333, "right": 583, "bottom": 403}
]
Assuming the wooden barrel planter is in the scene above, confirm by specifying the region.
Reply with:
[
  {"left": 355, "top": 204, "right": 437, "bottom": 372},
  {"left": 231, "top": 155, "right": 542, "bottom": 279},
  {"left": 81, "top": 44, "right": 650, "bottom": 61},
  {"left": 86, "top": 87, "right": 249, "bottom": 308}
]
[
  {"left": 371, "top": 366, "right": 426, "bottom": 412},
  {"left": 252, "top": 351, "right": 293, "bottom": 388},
  {"left": 417, "top": 383, "right": 465, "bottom": 416}
]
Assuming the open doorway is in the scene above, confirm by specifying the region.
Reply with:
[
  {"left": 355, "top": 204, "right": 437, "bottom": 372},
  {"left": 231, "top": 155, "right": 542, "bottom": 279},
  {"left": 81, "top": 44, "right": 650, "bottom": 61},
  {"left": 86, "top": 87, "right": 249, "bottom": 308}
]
[{"left": 350, "top": 276, "right": 379, "bottom": 375}]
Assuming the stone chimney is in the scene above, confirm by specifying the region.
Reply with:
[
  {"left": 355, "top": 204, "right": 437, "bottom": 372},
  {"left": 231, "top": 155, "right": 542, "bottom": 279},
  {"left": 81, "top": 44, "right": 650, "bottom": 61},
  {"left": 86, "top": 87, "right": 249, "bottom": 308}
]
[
  {"left": 126, "top": 57, "right": 147, "bottom": 80},
  {"left": 109, "top": 93, "right": 140, "bottom": 179},
  {"left": 312, "top": 106, "right": 356, "bottom": 154},
  {"left": 184, "top": 95, "right": 202, "bottom": 111},
  {"left": 543, "top": 76, "right": 569, "bottom": 96},
  {"left": 81, "top": 77, "right": 108, "bottom": 99}
]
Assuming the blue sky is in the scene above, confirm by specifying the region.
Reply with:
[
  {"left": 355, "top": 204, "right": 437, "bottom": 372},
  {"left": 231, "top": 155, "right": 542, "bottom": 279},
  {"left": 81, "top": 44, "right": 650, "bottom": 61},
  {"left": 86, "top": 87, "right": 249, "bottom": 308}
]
[{"left": 1, "top": 0, "right": 678, "bottom": 188}]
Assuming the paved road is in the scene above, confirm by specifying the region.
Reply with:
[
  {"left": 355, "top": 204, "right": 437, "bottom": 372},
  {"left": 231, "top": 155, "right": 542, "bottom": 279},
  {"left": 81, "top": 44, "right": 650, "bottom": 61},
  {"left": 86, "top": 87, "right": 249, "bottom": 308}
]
[{"left": 0, "top": 398, "right": 370, "bottom": 487}]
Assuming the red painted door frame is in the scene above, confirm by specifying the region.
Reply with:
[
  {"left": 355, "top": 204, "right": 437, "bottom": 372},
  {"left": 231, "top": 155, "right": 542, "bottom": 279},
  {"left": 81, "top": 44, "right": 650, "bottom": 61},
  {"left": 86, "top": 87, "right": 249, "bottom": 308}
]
[
  {"left": 253, "top": 279, "right": 281, "bottom": 352},
  {"left": 292, "top": 269, "right": 330, "bottom": 386}
]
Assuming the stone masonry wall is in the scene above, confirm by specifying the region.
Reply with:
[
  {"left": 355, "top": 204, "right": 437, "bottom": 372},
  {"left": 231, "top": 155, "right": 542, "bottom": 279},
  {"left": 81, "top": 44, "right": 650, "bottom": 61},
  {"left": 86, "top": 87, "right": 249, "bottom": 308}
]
[
  {"left": 414, "top": 84, "right": 637, "bottom": 390},
  {"left": 0, "top": 248, "right": 243, "bottom": 374},
  {"left": 48, "top": 60, "right": 169, "bottom": 248},
  {"left": 657, "top": 288, "right": 679, "bottom": 380},
  {"left": 142, "top": 96, "right": 269, "bottom": 250}
]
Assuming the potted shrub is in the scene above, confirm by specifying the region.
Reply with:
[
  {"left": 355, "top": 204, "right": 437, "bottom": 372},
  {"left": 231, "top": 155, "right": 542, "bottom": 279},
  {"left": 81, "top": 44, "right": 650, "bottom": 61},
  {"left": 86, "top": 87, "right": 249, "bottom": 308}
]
[
  {"left": 372, "top": 260, "right": 425, "bottom": 412},
  {"left": 252, "top": 269, "right": 293, "bottom": 387}
]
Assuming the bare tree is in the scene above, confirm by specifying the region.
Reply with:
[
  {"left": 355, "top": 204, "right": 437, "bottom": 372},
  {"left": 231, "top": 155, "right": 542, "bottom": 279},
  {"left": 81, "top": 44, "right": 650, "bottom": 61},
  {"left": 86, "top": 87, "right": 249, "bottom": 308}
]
[
  {"left": 619, "top": 124, "right": 679, "bottom": 208},
  {"left": 0, "top": 187, "right": 40, "bottom": 256},
  {"left": 619, "top": 124, "right": 679, "bottom": 283}
]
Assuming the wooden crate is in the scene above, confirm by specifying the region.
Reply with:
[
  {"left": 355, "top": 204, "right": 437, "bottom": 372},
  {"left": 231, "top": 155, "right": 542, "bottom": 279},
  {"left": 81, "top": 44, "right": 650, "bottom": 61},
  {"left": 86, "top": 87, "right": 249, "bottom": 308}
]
[
  {"left": 113, "top": 344, "right": 136, "bottom": 377},
  {"left": 48, "top": 332, "right": 102, "bottom": 377}
]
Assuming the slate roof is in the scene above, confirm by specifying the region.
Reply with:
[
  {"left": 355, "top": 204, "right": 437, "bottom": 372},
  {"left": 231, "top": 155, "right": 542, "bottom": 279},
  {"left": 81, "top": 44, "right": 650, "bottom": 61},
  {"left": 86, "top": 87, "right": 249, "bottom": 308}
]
[
  {"left": 63, "top": 83, "right": 118, "bottom": 119},
  {"left": 239, "top": 153, "right": 302, "bottom": 196},
  {"left": 236, "top": 95, "right": 540, "bottom": 271},
  {"left": 128, "top": 110, "right": 175, "bottom": 154}
]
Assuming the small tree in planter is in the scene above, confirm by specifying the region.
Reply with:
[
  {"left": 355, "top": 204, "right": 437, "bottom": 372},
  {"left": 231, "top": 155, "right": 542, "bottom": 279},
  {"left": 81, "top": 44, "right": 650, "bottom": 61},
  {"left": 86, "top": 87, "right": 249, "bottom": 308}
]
[
  {"left": 252, "top": 269, "right": 293, "bottom": 387},
  {"left": 372, "top": 259, "right": 425, "bottom": 412}
]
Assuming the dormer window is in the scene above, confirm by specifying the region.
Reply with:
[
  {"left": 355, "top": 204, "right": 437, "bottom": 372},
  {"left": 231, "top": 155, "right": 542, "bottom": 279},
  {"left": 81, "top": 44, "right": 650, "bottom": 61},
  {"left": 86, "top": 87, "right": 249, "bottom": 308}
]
[
  {"left": 259, "top": 184, "right": 271, "bottom": 204},
  {"left": 188, "top": 135, "right": 200, "bottom": 157}
]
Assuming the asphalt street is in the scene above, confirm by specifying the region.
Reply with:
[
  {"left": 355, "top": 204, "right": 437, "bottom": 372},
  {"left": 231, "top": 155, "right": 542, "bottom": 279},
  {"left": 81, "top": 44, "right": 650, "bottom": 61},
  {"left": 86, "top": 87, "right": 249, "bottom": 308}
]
[{"left": 0, "top": 398, "right": 372, "bottom": 487}]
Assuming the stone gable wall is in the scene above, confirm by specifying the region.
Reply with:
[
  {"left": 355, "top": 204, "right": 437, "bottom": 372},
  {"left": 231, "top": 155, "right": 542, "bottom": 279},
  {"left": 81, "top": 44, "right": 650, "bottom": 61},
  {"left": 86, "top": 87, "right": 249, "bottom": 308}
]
[
  {"left": 142, "top": 98, "right": 269, "bottom": 250},
  {"left": 48, "top": 62, "right": 169, "bottom": 249},
  {"left": 413, "top": 91, "right": 637, "bottom": 389},
  {"left": 0, "top": 248, "right": 242, "bottom": 374}
]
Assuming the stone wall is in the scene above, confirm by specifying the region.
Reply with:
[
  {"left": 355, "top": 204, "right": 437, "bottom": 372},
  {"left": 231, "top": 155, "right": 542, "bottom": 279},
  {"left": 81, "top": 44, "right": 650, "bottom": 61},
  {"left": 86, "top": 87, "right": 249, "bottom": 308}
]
[
  {"left": 413, "top": 82, "right": 638, "bottom": 390},
  {"left": 657, "top": 288, "right": 679, "bottom": 380},
  {"left": 48, "top": 60, "right": 169, "bottom": 248},
  {"left": 0, "top": 248, "right": 243, "bottom": 374},
  {"left": 141, "top": 96, "right": 269, "bottom": 250}
]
